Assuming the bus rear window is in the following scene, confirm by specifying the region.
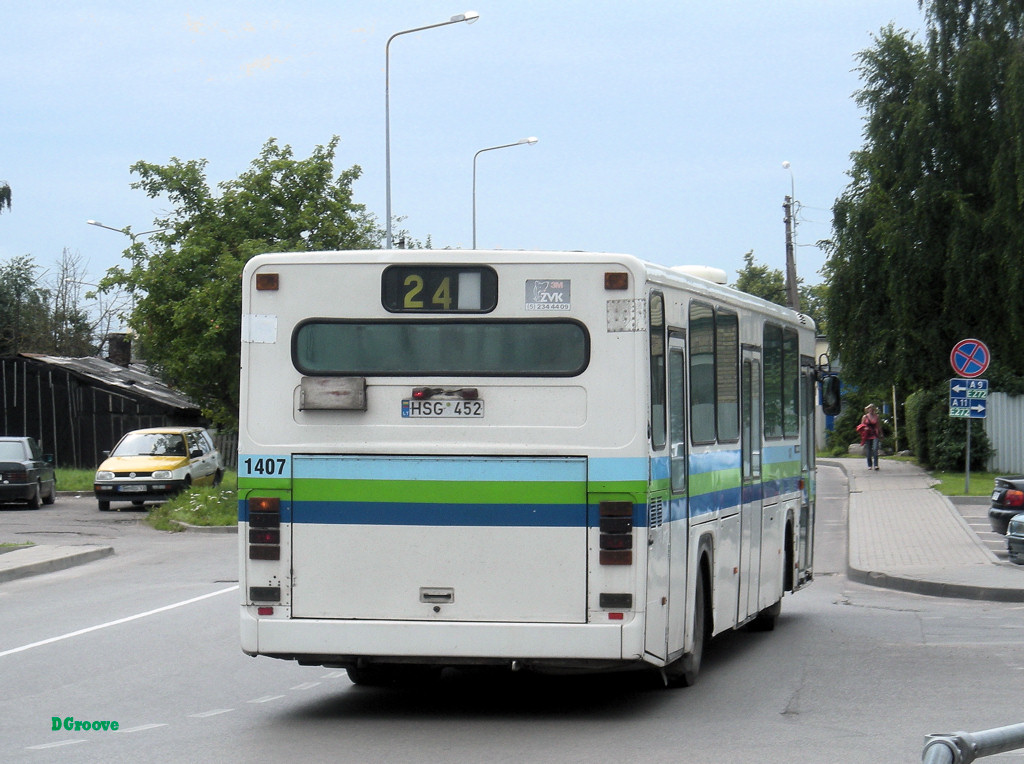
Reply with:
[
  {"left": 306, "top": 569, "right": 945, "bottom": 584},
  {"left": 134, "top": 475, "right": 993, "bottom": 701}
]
[{"left": 293, "top": 320, "right": 590, "bottom": 376}]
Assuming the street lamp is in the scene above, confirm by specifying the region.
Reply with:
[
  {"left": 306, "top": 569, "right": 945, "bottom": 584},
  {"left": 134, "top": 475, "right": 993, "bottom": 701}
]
[
  {"left": 472, "top": 137, "right": 538, "bottom": 248},
  {"left": 86, "top": 219, "right": 165, "bottom": 242},
  {"left": 385, "top": 11, "right": 480, "bottom": 249}
]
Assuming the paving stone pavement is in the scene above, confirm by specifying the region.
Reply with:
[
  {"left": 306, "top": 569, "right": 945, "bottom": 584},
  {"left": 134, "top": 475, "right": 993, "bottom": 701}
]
[{"left": 828, "top": 458, "right": 1024, "bottom": 601}]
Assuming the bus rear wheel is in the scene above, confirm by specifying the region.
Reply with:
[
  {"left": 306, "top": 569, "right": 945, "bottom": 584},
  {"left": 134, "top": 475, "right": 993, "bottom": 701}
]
[{"left": 663, "top": 571, "right": 708, "bottom": 688}]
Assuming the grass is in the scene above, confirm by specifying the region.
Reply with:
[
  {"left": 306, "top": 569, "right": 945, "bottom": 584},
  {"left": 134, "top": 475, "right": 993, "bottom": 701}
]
[
  {"left": 929, "top": 470, "right": 1000, "bottom": 497},
  {"left": 56, "top": 468, "right": 99, "bottom": 492},
  {"left": 822, "top": 454, "right": 998, "bottom": 497},
  {"left": 146, "top": 472, "right": 238, "bottom": 531}
]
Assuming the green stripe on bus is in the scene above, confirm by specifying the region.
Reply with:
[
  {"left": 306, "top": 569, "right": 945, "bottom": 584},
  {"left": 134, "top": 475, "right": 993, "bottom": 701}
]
[
  {"left": 292, "top": 478, "right": 585, "bottom": 505},
  {"left": 687, "top": 468, "right": 742, "bottom": 497}
]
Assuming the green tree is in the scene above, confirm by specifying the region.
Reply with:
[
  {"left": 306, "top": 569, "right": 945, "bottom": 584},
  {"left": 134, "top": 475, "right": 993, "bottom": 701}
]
[
  {"left": 732, "top": 250, "right": 828, "bottom": 332},
  {"left": 0, "top": 256, "right": 49, "bottom": 354},
  {"left": 733, "top": 250, "right": 787, "bottom": 305},
  {"left": 101, "top": 137, "right": 381, "bottom": 428},
  {"left": 825, "top": 1, "right": 1024, "bottom": 391}
]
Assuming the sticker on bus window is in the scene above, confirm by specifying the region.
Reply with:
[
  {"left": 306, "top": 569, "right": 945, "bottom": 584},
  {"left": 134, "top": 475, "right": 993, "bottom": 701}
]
[{"left": 526, "top": 280, "right": 570, "bottom": 311}]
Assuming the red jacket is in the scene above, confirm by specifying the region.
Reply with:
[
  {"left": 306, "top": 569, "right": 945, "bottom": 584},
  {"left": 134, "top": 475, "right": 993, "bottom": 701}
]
[{"left": 859, "top": 413, "right": 882, "bottom": 442}]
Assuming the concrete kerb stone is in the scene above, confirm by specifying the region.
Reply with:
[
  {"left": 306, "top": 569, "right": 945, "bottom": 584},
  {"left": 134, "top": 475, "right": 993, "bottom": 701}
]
[
  {"left": 170, "top": 520, "right": 237, "bottom": 533},
  {"left": 0, "top": 545, "right": 114, "bottom": 584}
]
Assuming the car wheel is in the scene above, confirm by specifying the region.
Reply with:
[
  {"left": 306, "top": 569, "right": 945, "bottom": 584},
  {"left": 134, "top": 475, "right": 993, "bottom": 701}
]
[
  {"left": 98, "top": 500, "right": 111, "bottom": 511},
  {"left": 213, "top": 470, "right": 224, "bottom": 487},
  {"left": 131, "top": 500, "right": 145, "bottom": 507},
  {"left": 26, "top": 483, "right": 42, "bottom": 510},
  {"left": 42, "top": 480, "right": 56, "bottom": 505}
]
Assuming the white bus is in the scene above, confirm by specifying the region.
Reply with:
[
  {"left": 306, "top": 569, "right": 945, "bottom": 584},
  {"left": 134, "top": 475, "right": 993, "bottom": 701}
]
[{"left": 238, "top": 250, "right": 825, "bottom": 687}]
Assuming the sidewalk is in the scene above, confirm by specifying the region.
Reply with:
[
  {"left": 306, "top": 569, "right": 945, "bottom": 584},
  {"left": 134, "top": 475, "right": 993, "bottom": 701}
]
[
  {"left": 826, "top": 457, "right": 1024, "bottom": 602},
  {"left": 0, "top": 544, "right": 113, "bottom": 584}
]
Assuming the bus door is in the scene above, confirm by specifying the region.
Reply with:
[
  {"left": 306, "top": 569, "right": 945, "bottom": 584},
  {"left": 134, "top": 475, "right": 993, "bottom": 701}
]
[
  {"left": 796, "top": 359, "right": 817, "bottom": 589},
  {"left": 646, "top": 332, "right": 688, "bottom": 663},
  {"left": 738, "top": 348, "right": 763, "bottom": 621}
]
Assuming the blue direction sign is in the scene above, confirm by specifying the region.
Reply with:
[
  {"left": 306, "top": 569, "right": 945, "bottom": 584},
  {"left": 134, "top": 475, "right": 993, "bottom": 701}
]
[
  {"left": 950, "top": 338, "right": 990, "bottom": 378},
  {"left": 949, "top": 377, "right": 988, "bottom": 418}
]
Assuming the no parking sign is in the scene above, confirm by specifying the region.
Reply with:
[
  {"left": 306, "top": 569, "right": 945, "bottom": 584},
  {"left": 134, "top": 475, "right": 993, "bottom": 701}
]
[{"left": 950, "top": 338, "right": 990, "bottom": 378}]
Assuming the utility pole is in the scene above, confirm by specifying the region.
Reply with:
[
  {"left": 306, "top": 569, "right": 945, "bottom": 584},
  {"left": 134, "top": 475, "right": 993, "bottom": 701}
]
[{"left": 783, "top": 195, "right": 799, "bottom": 310}]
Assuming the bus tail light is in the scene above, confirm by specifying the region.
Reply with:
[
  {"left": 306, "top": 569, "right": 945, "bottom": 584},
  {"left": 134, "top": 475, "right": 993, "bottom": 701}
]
[
  {"left": 599, "top": 501, "right": 633, "bottom": 565},
  {"left": 248, "top": 497, "right": 281, "bottom": 561}
]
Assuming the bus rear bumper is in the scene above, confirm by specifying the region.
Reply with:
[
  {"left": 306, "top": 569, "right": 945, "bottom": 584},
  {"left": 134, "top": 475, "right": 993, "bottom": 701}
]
[{"left": 241, "top": 609, "right": 645, "bottom": 666}]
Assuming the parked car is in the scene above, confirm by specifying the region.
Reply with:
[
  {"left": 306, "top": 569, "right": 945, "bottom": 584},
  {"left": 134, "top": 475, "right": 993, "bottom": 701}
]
[
  {"left": 94, "top": 427, "right": 223, "bottom": 511},
  {"left": 0, "top": 436, "right": 56, "bottom": 509},
  {"left": 1006, "top": 513, "right": 1024, "bottom": 565},
  {"left": 988, "top": 475, "right": 1024, "bottom": 535}
]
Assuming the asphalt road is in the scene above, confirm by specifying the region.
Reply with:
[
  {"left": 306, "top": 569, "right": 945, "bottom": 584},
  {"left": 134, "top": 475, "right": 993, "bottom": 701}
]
[
  {"left": 954, "top": 497, "right": 1011, "bottom": 561},
  {"left": 1, "top": 478, "right": 1023, "bottom": 763}
]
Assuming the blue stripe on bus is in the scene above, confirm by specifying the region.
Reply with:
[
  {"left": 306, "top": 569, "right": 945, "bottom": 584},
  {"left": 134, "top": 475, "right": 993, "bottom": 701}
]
[
  {"left": 292, "top": 500, "right": 605, "bottom": 527},
  {"left": 763, "top": 444, "right": 800, "bottom": 464},
  {"left": 589, "top": 457, "right": 648, "bottom": 482},
  {"left": 292, "top": 455, "right": 587, "bottom": 483}
]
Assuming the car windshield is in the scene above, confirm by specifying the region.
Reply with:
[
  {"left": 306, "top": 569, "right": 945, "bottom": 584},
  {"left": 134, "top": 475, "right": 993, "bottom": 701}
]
[
  {"left": 0, "top": 441, "right": 27, "bottom": 460},
  {"left": 111, "top": 433, "right": 187, "bottom": 458}
]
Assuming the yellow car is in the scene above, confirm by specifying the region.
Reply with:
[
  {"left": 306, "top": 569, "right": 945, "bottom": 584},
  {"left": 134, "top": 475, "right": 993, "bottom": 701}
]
[{"left": 94, "top": 427, "right": 223, "bottom": 511}]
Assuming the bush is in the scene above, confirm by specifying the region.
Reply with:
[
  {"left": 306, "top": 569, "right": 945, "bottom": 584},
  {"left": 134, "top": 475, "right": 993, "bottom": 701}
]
[
  {"left": 904, "top": 388, "right": 929, "bottom": 459},
  {"left": 903, "top": 383, "right": 992, "bottom": 470}
]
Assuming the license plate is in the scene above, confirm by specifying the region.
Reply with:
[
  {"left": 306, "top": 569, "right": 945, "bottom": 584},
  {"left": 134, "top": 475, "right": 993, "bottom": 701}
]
[
  {"left": 118, "top": 484, "right": 148, "bottom": 493},
  {"left": 992, "top": 490, "right": 1002, "bottom": 501},
  {"left": 402, "top": 399, "right": 484, "bottom": 418}
]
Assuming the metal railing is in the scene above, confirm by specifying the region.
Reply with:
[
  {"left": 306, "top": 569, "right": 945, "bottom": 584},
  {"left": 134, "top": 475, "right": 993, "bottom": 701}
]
[{"left": 923, "top": 723, "right": 1024, "bottom": 763}]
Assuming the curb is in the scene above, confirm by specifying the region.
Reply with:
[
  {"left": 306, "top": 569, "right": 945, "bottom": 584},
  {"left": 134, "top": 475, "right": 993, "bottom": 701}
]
[
  {"left": 170, "top": 521, "right": 237, "bottom": 534},
  {"left": 0, "top": 545, "right": 114, "bottom": 584},
  {"left": 844, "top": 567, "right": 1024, "bottom": 603}
]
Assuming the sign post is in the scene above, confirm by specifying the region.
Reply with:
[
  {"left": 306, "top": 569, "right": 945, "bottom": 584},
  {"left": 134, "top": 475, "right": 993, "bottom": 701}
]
[{"left": 950, "top": 339, "right": 991, "bottom": 494}]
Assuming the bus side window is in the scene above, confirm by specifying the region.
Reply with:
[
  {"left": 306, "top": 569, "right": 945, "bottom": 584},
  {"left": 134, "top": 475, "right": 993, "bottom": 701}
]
[{"left": 649, "top": 292, "right": 666, "bottom": 450}]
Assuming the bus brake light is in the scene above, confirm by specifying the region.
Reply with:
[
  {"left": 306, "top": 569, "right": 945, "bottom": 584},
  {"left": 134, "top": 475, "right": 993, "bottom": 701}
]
[
  {"left": 599, "top": 501, "right": 633, "bottom": 565},
  {"left": 248, "top": 497, "right": 281, "bottom": 561}
]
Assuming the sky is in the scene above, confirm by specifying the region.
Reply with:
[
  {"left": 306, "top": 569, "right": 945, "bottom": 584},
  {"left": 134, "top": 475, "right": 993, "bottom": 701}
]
[{"left": 2, "top": 2, "right": 929, "bottom": 292}]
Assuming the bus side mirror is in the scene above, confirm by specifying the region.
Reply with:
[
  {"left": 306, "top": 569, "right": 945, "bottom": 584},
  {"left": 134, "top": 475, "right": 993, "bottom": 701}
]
[{"left": 821, "top": 375, "right": 841, "bottom": 416}]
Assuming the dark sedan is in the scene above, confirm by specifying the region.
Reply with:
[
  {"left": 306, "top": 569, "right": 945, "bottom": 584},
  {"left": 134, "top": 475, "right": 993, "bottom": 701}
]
[
  {"left": 988, "top": 475, "right": 1024, "bottom": 535},
  {"left": 0, "top": 436, "right": 56, "bottom": 509},
  {"left": 1006, "top": 513, "right": 1024, "bottom": 565}
]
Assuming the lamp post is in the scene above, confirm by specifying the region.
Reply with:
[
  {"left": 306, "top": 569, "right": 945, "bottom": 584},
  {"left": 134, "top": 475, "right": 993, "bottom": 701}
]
[
  {"left": 385, "top": 11, "right": 480, "bottom": 249},
  {"left": 781, "top": 162, "right": 799, "bottom": 311},
  {"left": 86, "top": 219, "right": 165, "bottom": 242},
  {"left": 472, "top": 137, "right": 537, "bottom": 248}
]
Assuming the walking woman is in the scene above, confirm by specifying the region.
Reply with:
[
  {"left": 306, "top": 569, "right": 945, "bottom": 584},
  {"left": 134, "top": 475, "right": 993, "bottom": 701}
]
[{"left": 861, "top": 404, "right": 883, "bottom": 470}]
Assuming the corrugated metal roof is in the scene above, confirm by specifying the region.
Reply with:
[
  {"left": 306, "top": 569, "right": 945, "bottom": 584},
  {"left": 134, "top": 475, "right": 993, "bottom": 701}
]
[{"left": 17, "top": 354, "right": 199, "bottom": 413}]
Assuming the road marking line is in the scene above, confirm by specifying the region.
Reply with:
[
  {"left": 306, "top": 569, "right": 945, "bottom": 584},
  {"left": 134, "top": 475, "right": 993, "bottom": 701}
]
[
  {"left": 290, "top": 682, "right": 321, "bottom": 690},
  {"left": 26, "top": 739, "right": 87, "bottom": 750},
  {"left": 248, "top": 695, "right": 285, "bottom": 704},
  {"left": 0, "top": 585, "right": 238, "bottom": 658},
  {"left": 189, "top": 709, "right": 234, "bottom": 718},
  {"left": 121, "top": 724, "right": 168, "bottom": 733}
]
